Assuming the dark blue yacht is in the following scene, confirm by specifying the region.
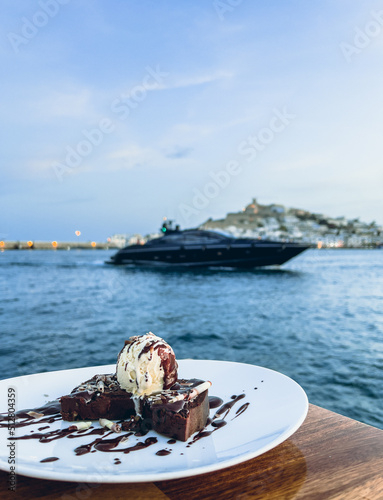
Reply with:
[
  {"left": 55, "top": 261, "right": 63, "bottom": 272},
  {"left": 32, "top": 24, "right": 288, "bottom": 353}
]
[{"left": 106, "top": 221, "right": 309, "bottom": 268}]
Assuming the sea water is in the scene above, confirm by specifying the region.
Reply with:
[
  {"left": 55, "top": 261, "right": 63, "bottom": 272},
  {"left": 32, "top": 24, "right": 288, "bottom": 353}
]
[{"left": 1, "top": 248, "right": 382, "bottom": 429}]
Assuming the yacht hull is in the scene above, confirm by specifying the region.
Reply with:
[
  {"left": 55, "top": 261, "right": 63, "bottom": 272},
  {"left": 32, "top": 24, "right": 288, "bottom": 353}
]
[{"left": 107, "top": 241, "right": 309, "bottom": 268}]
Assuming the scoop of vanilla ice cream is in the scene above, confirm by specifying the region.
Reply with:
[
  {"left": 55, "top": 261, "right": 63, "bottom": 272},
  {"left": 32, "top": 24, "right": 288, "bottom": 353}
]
[{"left": 116, "top": 332, "right": 178, "bottom": 396}]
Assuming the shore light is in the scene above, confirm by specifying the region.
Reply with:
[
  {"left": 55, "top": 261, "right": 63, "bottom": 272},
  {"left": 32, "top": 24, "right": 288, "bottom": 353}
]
[{"left": 317, "top": 241, "right": 323, "bottom": 249}]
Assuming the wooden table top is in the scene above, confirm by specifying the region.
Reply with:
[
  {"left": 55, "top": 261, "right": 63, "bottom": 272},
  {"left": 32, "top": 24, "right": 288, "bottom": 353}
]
[{"left": 1, "top": 404, "right": 383, "bottom": 499}]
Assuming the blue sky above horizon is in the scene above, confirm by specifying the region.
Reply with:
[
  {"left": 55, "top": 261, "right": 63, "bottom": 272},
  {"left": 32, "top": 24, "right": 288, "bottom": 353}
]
[{"left": 1, "top": 0, "right": 383, "bottom": 240}]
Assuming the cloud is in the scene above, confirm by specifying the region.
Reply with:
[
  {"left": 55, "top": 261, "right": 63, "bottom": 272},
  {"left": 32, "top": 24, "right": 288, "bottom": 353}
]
[
  {"left": 108, "top": 145, "right": 163, "bottom": 170},
  {"left": 165, "top": 146, "right": 194, "bottom": 159},
  {"left": 115, "top": 69, "right": 233, "bottom": 103},
  {"left": 131, "top": 70, "right": 233, "bottom": 95},
  {"left": 159, "top": 71, "right": 233, "bottom": 90},
  {"left": 108, "top": 143, "right": 195, "bottom": 171}
]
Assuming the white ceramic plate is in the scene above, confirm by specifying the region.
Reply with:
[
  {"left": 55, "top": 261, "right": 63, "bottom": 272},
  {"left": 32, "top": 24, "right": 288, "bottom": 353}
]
[{"left": 0, "top": 360, "right": 308, "bottom": 483}]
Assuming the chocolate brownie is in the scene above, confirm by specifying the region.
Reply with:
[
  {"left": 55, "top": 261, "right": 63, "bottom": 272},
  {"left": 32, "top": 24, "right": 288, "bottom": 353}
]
[
  {"left": 60, "top": 374, "right": 137, "bottom": 422},
  {"left": 60, "top": 375, "right": 210, "bottom": 441},
  {"left": 145, "top": 382, "right": 209, "bottom": 441}
]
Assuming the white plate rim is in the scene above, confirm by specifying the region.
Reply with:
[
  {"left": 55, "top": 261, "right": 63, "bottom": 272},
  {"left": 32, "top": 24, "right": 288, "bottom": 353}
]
[{"left": 0, "top": 360, "right": 308, "bottom": 483}]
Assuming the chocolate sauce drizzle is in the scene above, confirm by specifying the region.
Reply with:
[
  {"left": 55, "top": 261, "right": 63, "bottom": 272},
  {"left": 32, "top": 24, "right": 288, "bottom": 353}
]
[
  {"left": 67, "top": 428, "right": 107, "bottom": 439},
  {"left": 1, "top": 387, "right": 250, "bottom": 461},
  {"left": 3, "top": 399, "right": 159, "bottom": 459},
  {"left": 208, "top": 396, "right": 223, "bottom": 409},
  {"left": 13, "top": 427, "right": 77, "bottom": 442},
  {"left": 213, "top": 394, "right": 245, "bottom": 419},
  {"left": 232, "top": 402, "right": 250, "bottom": 420},
  {"left": 0, "top": 400, "right": 62, "bottom": 429},
  {"left": 187, "top": 393, "right": 250, "bottom": 445}
]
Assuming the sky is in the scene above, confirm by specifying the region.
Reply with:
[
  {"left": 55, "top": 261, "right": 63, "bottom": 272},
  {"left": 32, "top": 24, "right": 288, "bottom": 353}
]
[{"left": 1, "top": 0, "right": 383, "bottom": 241}]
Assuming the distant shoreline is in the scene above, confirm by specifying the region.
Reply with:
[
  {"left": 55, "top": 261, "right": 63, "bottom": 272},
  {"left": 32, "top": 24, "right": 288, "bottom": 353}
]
[{"left": 0, "top": 241, "right": 118, "bottom": 250}]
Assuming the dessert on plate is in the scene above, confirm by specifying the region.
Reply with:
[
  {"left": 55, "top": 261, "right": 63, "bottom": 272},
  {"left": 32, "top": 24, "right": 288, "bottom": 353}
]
[{"left": 60, "top": 333, "right": 211, "bottom": 441}]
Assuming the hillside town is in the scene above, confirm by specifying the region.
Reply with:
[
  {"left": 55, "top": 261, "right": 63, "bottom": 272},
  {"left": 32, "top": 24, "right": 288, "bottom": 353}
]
[{"left": 200, "top": 199, "right": 382, "bottom": 248}]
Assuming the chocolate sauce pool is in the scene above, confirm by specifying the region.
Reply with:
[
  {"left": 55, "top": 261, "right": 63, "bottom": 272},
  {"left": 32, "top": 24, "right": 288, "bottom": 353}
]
[
  {"left": 1, "top": 390, "right": 250, "bottom": 461},
  {"left": 156, "top": 449, "right": 171, "bottom": 456}
]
